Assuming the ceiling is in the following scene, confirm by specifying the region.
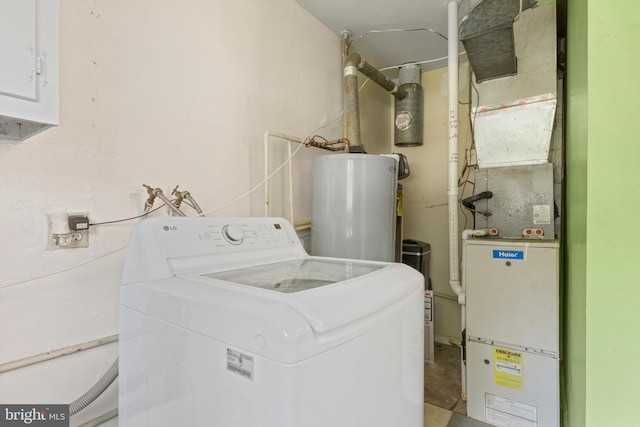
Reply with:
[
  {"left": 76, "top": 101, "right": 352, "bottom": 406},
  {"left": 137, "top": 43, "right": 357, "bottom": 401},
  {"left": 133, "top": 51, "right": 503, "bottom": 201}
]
[
  {"left": 295, "top": 0, "right": 463, "bottom": 76},
  {"left": 294, "top": 0, "right": 565, "bottom": 78}
]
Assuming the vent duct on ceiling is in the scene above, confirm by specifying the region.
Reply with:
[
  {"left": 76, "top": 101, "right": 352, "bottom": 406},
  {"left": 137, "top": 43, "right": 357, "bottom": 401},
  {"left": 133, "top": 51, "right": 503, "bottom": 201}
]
[{"left": 459, "top": 0, "right": 539, "bottom": 83}]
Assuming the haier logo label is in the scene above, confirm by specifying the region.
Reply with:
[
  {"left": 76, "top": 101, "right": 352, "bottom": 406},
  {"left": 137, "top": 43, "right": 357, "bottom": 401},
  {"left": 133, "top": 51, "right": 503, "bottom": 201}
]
[{"left": 493, "top": 250, "right": 524, "bottom": 260}]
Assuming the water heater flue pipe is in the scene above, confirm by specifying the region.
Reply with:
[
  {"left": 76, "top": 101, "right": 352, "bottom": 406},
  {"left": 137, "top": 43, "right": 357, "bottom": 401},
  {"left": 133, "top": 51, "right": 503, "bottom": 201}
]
[{"left": 343, "top": 53, "right": 408, "bottom": 150}]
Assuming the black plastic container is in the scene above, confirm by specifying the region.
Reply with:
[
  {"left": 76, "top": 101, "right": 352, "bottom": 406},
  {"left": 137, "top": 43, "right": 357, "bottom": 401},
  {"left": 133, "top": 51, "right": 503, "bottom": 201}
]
[{"left": 402, "top": 239, "right": 431, "bottom": 290}]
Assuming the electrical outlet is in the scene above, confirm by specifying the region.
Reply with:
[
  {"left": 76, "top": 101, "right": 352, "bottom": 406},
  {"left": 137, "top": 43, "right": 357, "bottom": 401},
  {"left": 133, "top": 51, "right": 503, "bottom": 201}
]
[{"left": 48, "top": 212, "right": 90, "bottom": 249}]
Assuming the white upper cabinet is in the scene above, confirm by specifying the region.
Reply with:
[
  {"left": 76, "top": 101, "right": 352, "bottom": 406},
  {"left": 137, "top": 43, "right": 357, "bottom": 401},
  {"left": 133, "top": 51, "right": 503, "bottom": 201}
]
[{"left": 0, "top": 0, "right": 59, "bottom": 141}]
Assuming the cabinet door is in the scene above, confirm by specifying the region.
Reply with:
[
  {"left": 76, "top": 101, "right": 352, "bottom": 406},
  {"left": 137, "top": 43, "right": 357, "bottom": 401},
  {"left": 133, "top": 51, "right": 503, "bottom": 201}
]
[
  {"left": 0, "top": 0, "right": 37, "bottom": 100},
  {"left": 0, "top": 0, "right": 58, "bottom": 140}
]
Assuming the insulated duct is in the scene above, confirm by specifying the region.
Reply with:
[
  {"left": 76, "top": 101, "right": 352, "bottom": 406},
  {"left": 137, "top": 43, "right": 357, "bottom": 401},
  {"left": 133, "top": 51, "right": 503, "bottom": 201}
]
[
  {"left": 343, "top": 53, "right": 408, "bottom": 152},
  {"left": 459, "top": 0, "right": 539, "bottom": 82},
  {"left": 395, "top": 64, "right": 423, "bottom": 147}
]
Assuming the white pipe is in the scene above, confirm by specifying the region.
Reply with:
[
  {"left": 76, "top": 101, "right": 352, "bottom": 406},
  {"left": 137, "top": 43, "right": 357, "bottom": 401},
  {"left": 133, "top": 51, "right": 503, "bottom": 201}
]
[
  {"left": 294, "top": 221, "right": 311, "bottom": 232},
  {"left": 462, "top": 228, "right": 489, "bottom": 240},
  {"left": 264, "top": 132, "right": 270, "bottom": 216},
  {"left": 263, "top": 131, "right": 304, "bottom": 219},
  {"left": 448, "top": 1, "right": 460, "bottom": 297},
  {"left": 0, "top": 334, "right": 118, "bottom": 374},
  {"left": 77, "top": 408, "right": 118, "bottom": 427},
  {"left": 288, "top": 141, "right": 294, "bottom": 224},
  {"left": 447, "top": 0, "right": 465, "bottom": 401}
]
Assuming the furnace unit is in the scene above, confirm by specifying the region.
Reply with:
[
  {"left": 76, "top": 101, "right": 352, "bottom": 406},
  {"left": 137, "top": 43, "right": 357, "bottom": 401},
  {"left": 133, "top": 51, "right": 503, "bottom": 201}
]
[{"left": 464, "top": 238, "right": 559, "bottom": 427}]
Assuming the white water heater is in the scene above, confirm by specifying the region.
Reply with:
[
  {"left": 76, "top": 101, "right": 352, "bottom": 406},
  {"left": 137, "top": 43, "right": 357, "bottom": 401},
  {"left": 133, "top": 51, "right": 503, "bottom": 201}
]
[{"left": 311, "top": 154, "right": 398, "bottom": 262}]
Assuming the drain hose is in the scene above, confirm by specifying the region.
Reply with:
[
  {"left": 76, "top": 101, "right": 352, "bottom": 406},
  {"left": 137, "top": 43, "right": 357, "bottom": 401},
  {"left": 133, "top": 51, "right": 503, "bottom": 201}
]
[{"left": 70, "top": 358, "right": 119, "bottom": 416}]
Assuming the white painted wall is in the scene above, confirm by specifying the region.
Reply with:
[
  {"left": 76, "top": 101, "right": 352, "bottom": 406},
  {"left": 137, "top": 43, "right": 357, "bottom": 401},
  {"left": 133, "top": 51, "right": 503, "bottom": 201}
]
[
  {"left": 0, "top": 0, "right": 341, "bottom": 424},
  {"left": 356, "top": 63, "right": 472, "bottom": 342}
]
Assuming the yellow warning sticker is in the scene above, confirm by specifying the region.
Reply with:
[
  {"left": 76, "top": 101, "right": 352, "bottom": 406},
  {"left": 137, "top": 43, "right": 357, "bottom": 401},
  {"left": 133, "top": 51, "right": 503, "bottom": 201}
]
[{"left": 494, "top": 347, "right": 524, "bottom": 391}]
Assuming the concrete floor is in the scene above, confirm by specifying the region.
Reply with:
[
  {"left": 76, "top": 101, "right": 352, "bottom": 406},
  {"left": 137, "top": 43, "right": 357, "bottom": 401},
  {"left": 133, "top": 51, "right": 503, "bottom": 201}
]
[
  {"left": 424, "top": 343, "right": 493, "bottom": 427},
  {"left": 425, "top": 342, "right": 466, "bottom": 414}
]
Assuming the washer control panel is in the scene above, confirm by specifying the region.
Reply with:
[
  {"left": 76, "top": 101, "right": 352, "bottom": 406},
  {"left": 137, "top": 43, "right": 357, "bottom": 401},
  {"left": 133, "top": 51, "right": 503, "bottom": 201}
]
[
  {"left": 222, "top": 224, "right": 245, "bottom": 244},
  {"left": 153, "top": 217, "right": 301, "bottom": 259}
]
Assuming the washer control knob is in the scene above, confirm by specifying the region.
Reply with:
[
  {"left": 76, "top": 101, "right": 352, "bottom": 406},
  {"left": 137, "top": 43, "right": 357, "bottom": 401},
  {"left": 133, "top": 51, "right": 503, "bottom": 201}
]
[{"left": 222, "top": 224, "right": 244, "bottom": 244}]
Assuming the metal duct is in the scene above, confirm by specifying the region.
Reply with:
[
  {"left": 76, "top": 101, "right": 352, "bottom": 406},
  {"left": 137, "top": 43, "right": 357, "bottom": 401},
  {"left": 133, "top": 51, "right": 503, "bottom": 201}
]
[
  {"left": 343, "top": 53, "right": 408, "bottom": 152},
  {"left": 395, "top": 64, "right": 423, "bottom": 147},
  {"left": 459, "top": 0, "right": 539, "bottom": 83}
]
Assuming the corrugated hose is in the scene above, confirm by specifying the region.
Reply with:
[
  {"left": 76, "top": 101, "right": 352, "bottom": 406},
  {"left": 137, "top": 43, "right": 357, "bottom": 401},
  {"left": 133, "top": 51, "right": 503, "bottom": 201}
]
[{"left": 70, "top": 358, "right": 119, "bottom": 416}]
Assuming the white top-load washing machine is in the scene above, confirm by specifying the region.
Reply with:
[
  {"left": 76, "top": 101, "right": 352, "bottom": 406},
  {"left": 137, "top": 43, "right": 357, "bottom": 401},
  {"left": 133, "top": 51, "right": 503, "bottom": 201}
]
[{"left": 119, "top": 217, "right": 424, "bottom": 427}]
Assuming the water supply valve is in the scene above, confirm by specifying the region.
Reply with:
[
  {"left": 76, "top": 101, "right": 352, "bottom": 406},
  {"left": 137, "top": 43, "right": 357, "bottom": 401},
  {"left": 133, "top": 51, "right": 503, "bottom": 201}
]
[{"left": 522, "top": 228, "right": 544, "bottom": 238}]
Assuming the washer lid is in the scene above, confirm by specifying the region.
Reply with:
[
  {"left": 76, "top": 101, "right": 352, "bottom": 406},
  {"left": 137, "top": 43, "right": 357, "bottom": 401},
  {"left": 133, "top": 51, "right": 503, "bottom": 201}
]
[
  {"left": 202, "top": 258, "right": 383, "bottom": 293},
  {"left": 122, "top": 259, "right": 423, "bottom": 362},
  {"left": 196, "top": 257, "right": 421, "bottom": 335}
]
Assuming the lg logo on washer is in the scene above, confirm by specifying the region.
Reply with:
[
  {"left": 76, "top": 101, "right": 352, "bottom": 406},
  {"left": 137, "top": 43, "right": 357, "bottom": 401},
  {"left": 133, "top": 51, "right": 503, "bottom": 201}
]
[{"left": 162, "top": 225, "right": 177, "bottom": 231}]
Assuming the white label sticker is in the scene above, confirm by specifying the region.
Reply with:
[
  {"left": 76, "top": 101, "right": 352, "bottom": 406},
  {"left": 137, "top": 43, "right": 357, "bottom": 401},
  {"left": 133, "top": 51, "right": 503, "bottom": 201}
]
[
  {"left": 485, "top": 393, "right": 538, "bottom": 427},
  {"left": 226, "top": 348, "right": 254, "bottom": 381},
  {"left": 496, "top": 359, "right": 522, "bottom": 376},
  {"left": 533, "top": 205, "right": 551, "bottom": 225},
  {"left": 424, "top": 291, "right": 433, "bottom": 322}
]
